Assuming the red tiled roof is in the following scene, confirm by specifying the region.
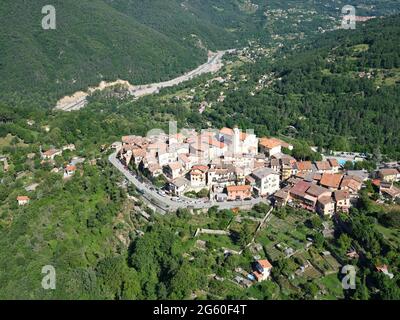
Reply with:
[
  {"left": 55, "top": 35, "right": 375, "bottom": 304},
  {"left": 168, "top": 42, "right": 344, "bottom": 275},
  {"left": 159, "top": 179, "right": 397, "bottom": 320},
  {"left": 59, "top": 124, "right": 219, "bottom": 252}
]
[
  {"left": 379, "top": 168, "right": 399, "bottom": 176},
  {"left": 296, "top": 161, "right": 313, "bottom": 171},
  {"left": 227, "top": 185, "right": 251, "bottom": 193},
  {"left": 328, "top": 158, "right": 340, "bottom": 167},
  {"left": 259, "top": 137, "right": 281, "bottom": 149},
  {"left": 258, "top": 259, "right": 272, "bottom": 269},
  {"left": 315, "top": 161, "right": 332, "bottom": 171},
  {"left": 17, "top": 196, "right": 30, "bottom": 201},
  {"left": 290, "top": 180, "right": 312, "bottom": 197},
  {"left": 320, "top": 174, "right": 343, "bottom": 189},
  {"left": 334, "top": 190, "right": 350, "bottom": 201}
]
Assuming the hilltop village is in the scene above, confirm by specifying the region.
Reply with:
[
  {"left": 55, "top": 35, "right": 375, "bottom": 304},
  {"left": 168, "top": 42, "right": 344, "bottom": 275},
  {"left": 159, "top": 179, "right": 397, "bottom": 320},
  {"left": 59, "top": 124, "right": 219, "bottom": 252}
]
[{"left": 116, "top": 127, "right": 400, "bottom": 217}]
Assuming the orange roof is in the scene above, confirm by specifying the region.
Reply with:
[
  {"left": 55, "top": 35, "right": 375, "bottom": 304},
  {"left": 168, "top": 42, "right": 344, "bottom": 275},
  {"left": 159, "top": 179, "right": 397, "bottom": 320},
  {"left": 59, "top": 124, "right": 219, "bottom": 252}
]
[
  {"left": 43, "top": 149, "right": 60, "bottom": 156},
  {"left": 320, "top": 173, "right": 343, "bottom": 189},
  {"left": 206, "top": 138, "right": 225, "bottom": 148},
  {"left": 269, "top": 137, "right": 291, "bottom": 149},
  {"left": 258, "top": 259, "right": 272, "bottom": 269},
  {"left": 168, "top": 162, "right": 182, "bottom": 171},
  {"left": 220, "top": 127, "right": 234, "bottom": 135},
  {"left": 296, "top": 161, "right": 312, "bottom": 171},
  {"left": 328, "top": 158, "right": 340, "bottom": 167},
  {"left": 334, "top": 190, "right": 350, "bottom": 201},
  {"left": 192, "top": 165, "right": 209, "bottom": 172},
  {"left": 132, "top": 148, "right": 146, "bottom": 157},
  {"left": 259, "top": 137, "right": 281, "bottom": 149},
  {"left": 17, "top": 196, "right": 30, "bottom": 201},
  {"left": 66, "top": 165, "right": 76, "bottom": 171},
  {"left": 379, "top": 168, "right": 399, "bottom": 176},
  {"left": 226, "top": 185, "right": 251, "bottom": 193},
  {"left": 315, "top": 161, "right": 332, "bottom": 171}
]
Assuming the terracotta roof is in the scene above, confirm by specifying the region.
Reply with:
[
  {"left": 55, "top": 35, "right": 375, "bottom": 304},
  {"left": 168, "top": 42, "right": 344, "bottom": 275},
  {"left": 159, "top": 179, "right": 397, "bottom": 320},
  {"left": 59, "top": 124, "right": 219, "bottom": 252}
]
[
  {"left": 270, "top": 138, "right": 291, "bottom": 149},
  {"left": 132, "top": 148, "right": 146, "bottom": 158},
  {"left": 306, "top": 184, "right": 330, "bottom": 198},
  {"left": 148, "top": 164, "right": 161, "bottom": 172},
  {"left": 178, "top": 154, "right": 190, "bottom": 164},
  {"left": 379, "top": 168, "right": 399, "bottom": 176},
  {"left": 372, "top": 179, "right": 381, "bottom": 187},
  {"left": 17, "top": 196, "right": 30, "bottom": 201},
  {"left": 328, "top": 158, "right": 340, "bottom": 167},
  {"left": 66, "top": 165, "right": 76, "bottom": 171},
  {"left": 315, "top": 161, "right": 332, "bottom": 171},
  {"left": 340, "top": 177, "right": 362, "bottom": 192},
  {"left": 320, "top": 173, "right": 343, "bottom": 189},
  {"left": 259, "top": 137, "right": 281, "bottom": 149},
  {"left": 381, "top": 185, "right": 400, "bottom": 198},
  {"left": 290, "top": 180, "right": 312, "bottom": 197},
  {"left": 227, "top": 185, "right": 251, "bottom": 193},
  {"left": 43, "top": 149, "right": 60, "bottom": 156},
  {"left": 168, "top": 162, "right": 183, "bottom": 171},
  {"left": 334, "top": 190, "right": 350, "bottom": 202},
  {"left": 274, "top": 188, "right": 290, "bottom": 199},
  {"left": 220, "top": 127, "right": 234, "bottom": 136},
  {"left": 318, "top": 196, "right": 334, "bottom": 205},
  {"left": 296, "top": 161, "right": 313, "bottom": 171},
  {"left": 192, "top": 165, "right": 208, "bottom": 172},
  {"left": 257, "top": 259, "right": 272, "bottom": 269}
]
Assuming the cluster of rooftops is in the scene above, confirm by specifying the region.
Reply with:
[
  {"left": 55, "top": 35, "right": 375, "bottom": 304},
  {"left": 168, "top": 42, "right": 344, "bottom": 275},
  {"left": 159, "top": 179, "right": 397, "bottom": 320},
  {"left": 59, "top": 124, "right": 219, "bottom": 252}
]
[{"left": 115, "top": 126, "right": 377, "bottom": 213}]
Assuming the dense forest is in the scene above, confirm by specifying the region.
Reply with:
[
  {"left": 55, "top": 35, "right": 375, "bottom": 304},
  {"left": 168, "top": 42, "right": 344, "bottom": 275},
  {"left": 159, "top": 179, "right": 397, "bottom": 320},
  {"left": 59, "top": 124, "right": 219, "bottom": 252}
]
[{"left": 197, "top": 15, "right": 400, "bottom": 158}]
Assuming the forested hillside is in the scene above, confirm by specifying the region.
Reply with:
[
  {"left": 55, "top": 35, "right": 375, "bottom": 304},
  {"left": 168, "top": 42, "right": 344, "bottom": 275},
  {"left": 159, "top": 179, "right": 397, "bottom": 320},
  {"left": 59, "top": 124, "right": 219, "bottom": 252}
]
[
  {"left": 1, "top": 0, "right": 399, "bottom": 107},
  {"left": 0, "top": 0, "right": 269, "bottom": 106},
  {"left": 198, "top": 15, "right": 400, "bottom": 158}
]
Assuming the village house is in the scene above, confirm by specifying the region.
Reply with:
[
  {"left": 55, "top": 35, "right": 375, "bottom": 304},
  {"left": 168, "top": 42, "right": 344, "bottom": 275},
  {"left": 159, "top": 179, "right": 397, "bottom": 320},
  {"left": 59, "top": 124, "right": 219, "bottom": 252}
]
[
  {"left": 316, "top": 196, "right": 335, "bottom": 217},
  {"left": 378, "top": 168, "right": 400, "bottom": 183},
  {"left": 17, "top": 196, "right": 30, "bottom": 206},
  {"left": 259, "top": 137, "right": 282, "bottom": 157},
  {"left": 169, "top": 177, "right": 189, "bottom": 196},
  {"left": 252, "top": 259, "right": 273, "bottom": 282},
  {"left": 41, "top": 148, "right": 62, "bottom": 160},
  {"left": 64, "top": 165, "right": 77, "bottom": 178},
  {"left": 340, "top": 175, "right": 363, "bottom": 201},
  {"left": 62, "top": 144, "right": 76, "bottom": 152},
  {"left": 379, "top": 182, "right": 400, "bottom": 202},
  {"left": 315, "top": 161, "right": 333, "bottom": 174},
  {"left": 251, "top": 167, "right": 280, "bottom": 196},
  {"left": 189, "top": 165, "right": 208, "bottom": 188},
  {"left": 226, "top": 185, "right": 252, "bottom": 201},
  {"left": 132, "top": 148, "right": 147, "bottom": 166},
  {"left": 207, "top": 165, "right": 237, "bottom": 188},
  {"left": 334, "top": 190, "right": 351, "bottom": 213},
  {"left": 293, "top": 161, "right": 313, "bottom": 175},
  {"left": 328, "top": 158, "right": 340, "bottom": 173},
  {"left": 147, "top": 163, "right": 163, "bottom": 177},
  {"left": 164, "top": 162, "right": 184, "bottom": 180},
  {"left": 319, "top": 173, "right": 344, "bottom": 191}
]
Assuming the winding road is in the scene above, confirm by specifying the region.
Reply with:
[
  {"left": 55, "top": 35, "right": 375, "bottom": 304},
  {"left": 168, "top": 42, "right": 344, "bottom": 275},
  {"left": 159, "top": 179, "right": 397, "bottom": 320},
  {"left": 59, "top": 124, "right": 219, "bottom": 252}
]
[
  {"left": 109, "top": 152, "right": 268, "bottom": 214},
  {"left": 55, "top": 50, "right": 234, "bottom": 111}
]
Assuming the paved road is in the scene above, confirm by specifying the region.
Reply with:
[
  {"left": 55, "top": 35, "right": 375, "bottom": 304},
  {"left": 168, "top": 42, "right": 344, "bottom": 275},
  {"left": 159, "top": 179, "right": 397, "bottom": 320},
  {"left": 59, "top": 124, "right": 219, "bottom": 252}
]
[{"left": 109, "top": 152, "right": 268, "bottom": 213}]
